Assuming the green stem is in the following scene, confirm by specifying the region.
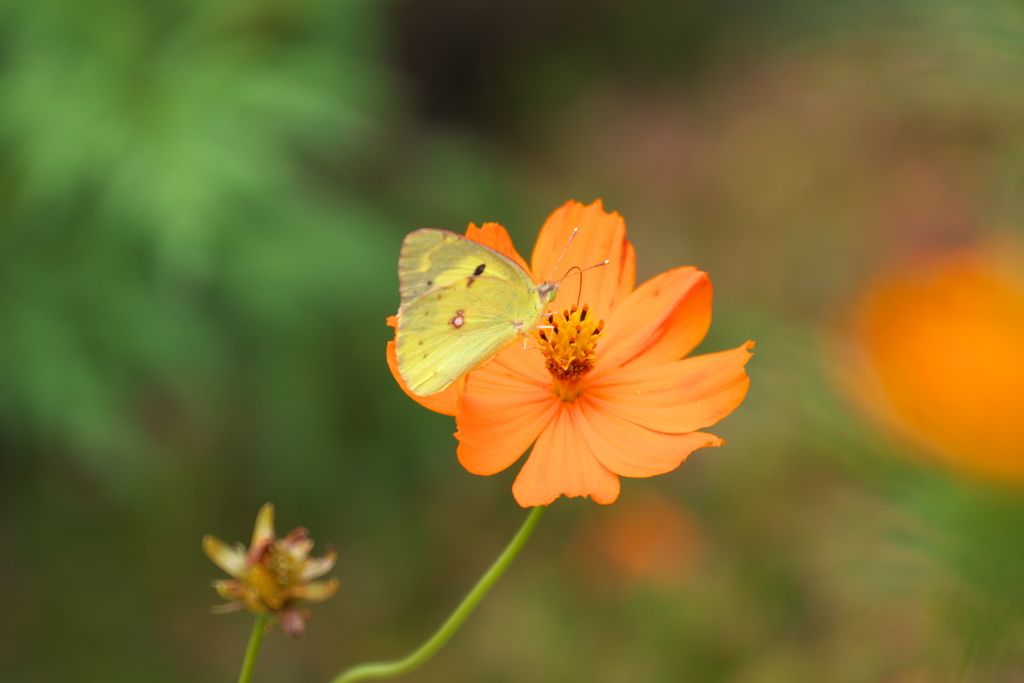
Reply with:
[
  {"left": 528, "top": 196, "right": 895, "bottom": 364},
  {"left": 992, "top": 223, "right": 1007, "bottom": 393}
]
[
  {"left": 238, "top": 613, "right": 270, "bottom": 683},
  {"left": 332, "top": 505, "right": 546, "bottom": 683}
]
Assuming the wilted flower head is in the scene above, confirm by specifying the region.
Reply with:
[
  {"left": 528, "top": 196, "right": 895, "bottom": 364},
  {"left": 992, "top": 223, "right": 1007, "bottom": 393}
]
[{"left": 203, "top": 503, "right": 339, "bottom": 638}]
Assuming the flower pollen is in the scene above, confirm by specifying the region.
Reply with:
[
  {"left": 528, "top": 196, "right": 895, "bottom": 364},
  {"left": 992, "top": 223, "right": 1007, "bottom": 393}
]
[{"left": 535, "top": 303, "right": 604, "bottom": 401}]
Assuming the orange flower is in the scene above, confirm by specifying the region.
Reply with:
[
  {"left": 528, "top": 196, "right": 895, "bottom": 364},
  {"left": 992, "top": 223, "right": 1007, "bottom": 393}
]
[
  {"left": 388, "top": 200, "right": 753, "bottom": 507},
  {"left": 571, "top": 493, "right": 706, "bottom": 588},
  {"left": 844, "top": 246, "right": 1024, "bottom": 483}
]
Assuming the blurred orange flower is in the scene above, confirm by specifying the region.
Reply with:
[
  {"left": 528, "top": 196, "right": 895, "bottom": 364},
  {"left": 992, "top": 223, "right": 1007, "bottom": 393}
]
[
  {"left": 571, "top": 493, "right": 706, "bottom": 588},
  {"left": 845, "top": 247, "right": 1024, "bottom": 483},
  {"left": 203, "top": 503, "right": 338, "bottom": 638},
  {"left": 388, "top": 200, "right": 753, "bottom": 507}
]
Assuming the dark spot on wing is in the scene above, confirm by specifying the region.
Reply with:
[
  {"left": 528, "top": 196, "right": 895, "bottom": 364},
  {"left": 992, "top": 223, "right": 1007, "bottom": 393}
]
[
  {"left": 450, "top": 310, "right": 465, "bottom": 329},
  {"left": 418, "top": 340, "right": 423, "bottom": 345},
  {"left": 427, "top": 279, "right": 433, "bottom": 286},
  {"left": 474, "top": 263, "right": 486, "bottom": 276}
]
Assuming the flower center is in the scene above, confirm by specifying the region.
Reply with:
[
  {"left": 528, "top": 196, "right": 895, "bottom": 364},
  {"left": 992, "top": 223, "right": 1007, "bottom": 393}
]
[
  {"left": 535, "top": 304, "right": 604, "bottom": 401},
  {"left": 245, "top": 542, "right": 301, "bottom": 611},
  {"left": 247, "top": 563, "right": 285, "bottom": 609}
]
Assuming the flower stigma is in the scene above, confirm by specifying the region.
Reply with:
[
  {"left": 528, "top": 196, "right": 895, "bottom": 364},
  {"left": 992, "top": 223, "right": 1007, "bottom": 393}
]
[{"left": 535, "top": 303, "right": 604, "bottom": 401}]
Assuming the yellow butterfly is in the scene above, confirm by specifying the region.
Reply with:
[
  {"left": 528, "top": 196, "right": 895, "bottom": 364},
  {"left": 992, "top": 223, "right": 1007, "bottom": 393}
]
[{"left": 395, "top": 229, "right": 559, "bottom": 396}]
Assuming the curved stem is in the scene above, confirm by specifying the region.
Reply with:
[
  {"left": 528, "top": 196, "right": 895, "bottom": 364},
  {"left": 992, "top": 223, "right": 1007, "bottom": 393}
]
[
  {"left": 238, "top": 613, "right": 270, "bottom": 683},
  {"left": 332, "top": 505, "right": 546, "bottom": 683}
]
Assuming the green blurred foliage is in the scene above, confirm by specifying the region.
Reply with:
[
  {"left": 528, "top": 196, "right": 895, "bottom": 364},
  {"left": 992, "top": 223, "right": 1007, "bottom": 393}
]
[
  {"left": 0, "top": 0, "right": 400, "bottom": 489},
  {"left": 4, "top": 0, "right": 1024, "bottom": 682}
]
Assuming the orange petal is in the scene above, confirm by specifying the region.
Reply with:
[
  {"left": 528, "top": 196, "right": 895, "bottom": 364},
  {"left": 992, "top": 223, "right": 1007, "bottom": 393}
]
[
  {"left": 456, "top": 381, "right": 559, "bottom": 476},
  {"left": 530, "top": 200, "right": 635, "bottom": 315},
  {"left": 576, "top": 395, "right": 723, "bottom": 477},
  {"left": 465, "top": 222, "right": 532, "bottom": 275},
  {"left": 587, "top": 342, "right": 753, "bottom": 434},
  {"left": 594, "top": 267, "right": 712, "bottom": 376},
  {"left": 511, "top": 404, "right": 621, "bottom": 506},
  {"left": 467, "top": 339, "right": 551, "bottom": 394},
  {"left": 386, "top": 339, "right": 461, "bottom": 416}
]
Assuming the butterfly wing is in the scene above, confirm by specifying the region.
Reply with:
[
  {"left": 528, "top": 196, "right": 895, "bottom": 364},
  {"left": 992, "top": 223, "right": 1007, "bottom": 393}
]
[
  {"left": 396, "top": 230, "right": 547, "bottom": 396},
  {"left": 398, "top": 229, "right": 533, "bottom": 304}
]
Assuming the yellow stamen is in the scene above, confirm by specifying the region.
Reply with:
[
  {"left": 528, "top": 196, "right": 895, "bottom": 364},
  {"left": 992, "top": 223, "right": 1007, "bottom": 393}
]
[{"left": 535, "top": 304, "right": 604, "bottom": 401}]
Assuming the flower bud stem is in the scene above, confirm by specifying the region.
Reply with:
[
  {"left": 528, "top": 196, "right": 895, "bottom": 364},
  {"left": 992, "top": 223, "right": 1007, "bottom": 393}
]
[
  {"left": 332, "top": 505, "right": 547, "bottom": 683},
  {"left": 238, "top": 613, "right": 270, "bottom": 683}
]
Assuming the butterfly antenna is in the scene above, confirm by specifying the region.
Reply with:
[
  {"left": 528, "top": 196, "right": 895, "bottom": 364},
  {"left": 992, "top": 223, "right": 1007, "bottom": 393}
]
[
  {"left": 554, "top": 259, "right": 611, "bottom": 308},
  {"left": 547, "top": 228, "right": 579, "bottom": 282}
]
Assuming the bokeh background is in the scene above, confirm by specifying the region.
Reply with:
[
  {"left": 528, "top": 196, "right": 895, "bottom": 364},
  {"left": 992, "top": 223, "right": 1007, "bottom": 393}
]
[{"left": 3, "top": 0, "right": 1024, "bottom": 681}]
